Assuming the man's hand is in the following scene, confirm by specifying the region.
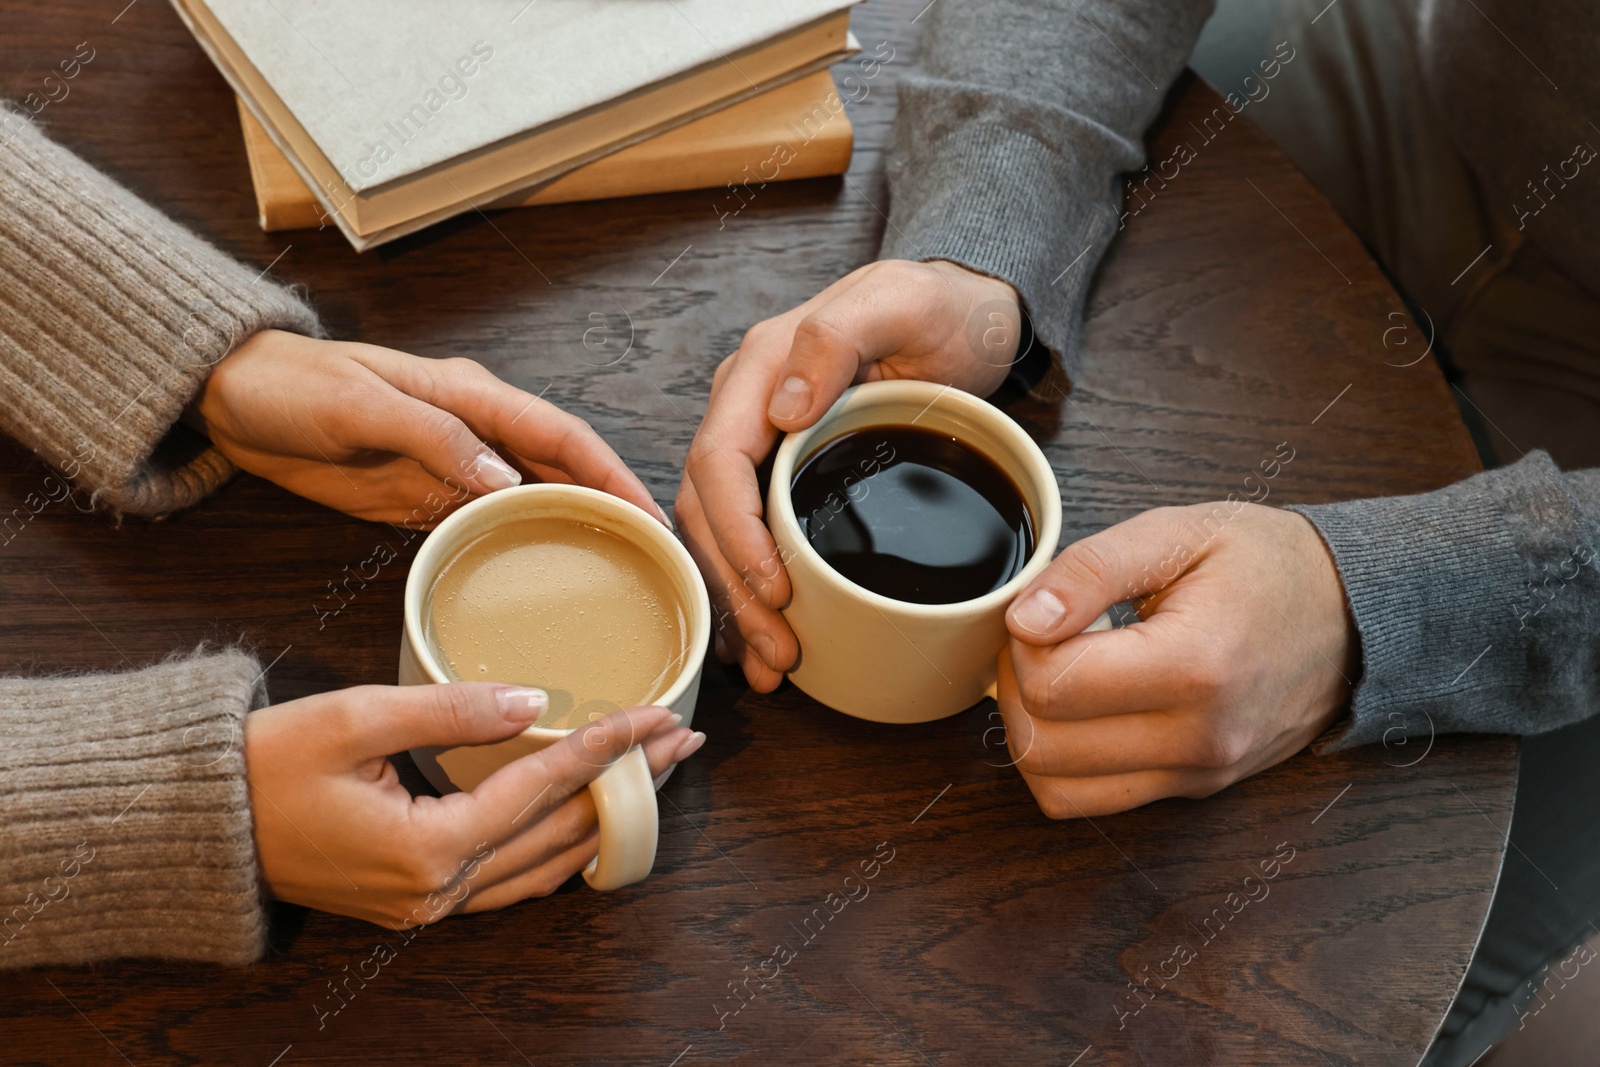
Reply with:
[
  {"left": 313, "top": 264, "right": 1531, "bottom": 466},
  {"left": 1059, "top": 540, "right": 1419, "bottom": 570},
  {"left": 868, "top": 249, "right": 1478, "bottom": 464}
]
[
  {"left": 246, "top": 684, "right": 704, "bottom": 925},
  {"left": 996, "top": 503, "right": 1357, "bottom": 819},
  {"left": 675, "top": 259, "right": 1024, "bottom": 690},
  {"left": 188, "top": 330, "right": 665, "bottom": 528}
]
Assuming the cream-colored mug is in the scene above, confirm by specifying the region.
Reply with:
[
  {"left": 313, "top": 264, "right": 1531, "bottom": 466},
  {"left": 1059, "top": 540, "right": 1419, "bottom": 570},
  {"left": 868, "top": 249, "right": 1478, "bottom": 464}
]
[
  {"left": 399, "top": 484, "right": 710, "bottom": 891},
  {"left": 766, "top": 380, "right": 1110, "bottom": 724}
]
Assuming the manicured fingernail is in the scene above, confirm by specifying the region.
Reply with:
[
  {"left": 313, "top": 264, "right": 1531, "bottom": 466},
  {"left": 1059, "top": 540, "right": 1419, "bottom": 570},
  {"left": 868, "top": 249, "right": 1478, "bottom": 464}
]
[
  {"left": 653, "top": 501, "right": 672, "bottom": 526},
  {"left": 471, "top": 451, "right": 522, "bottom": 491},
  {"left": 674, "top": 731, "right": 707, "bottom": 762},
  {"left": 666, "top": 712, "right": 684, "bottom": 728},
  {"left": 768, "top": 376, "right": 812, "bottom": 422},
  {"left": 498, "top": 687, "right": 548, "bottom": 723},
  {"left": 752, "top": 632, "right": 778, "bottom": 669},
  {"left": 1012, "top": 589, "right": 1067, "bottom": 634}
]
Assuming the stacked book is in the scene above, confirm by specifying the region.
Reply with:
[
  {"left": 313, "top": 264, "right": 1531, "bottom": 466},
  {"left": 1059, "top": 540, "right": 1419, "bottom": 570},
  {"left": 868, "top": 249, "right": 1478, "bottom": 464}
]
[{"left": 169, "top": 0, "right": 861, "bottom": 250}]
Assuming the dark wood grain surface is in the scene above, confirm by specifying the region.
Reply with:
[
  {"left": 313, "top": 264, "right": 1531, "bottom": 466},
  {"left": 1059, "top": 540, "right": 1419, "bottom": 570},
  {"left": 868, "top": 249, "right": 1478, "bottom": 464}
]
[{"left": 0, "top": 2, "right": 1515, "bottom": 1065}]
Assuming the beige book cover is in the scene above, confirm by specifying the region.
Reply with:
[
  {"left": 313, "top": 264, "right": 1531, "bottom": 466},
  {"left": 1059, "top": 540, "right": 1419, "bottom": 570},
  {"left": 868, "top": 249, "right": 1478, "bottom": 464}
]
[
  {"left": 241, "top": 71, "right": 856, "bottom": 233},
  {"left": 168, "top": 0, "right": 859, "bottom": 249}
]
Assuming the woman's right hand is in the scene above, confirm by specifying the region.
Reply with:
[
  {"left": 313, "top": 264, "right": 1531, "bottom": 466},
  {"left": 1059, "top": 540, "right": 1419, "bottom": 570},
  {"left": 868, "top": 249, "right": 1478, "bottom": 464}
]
[{"left": 244, "top": 683, "right": 703, "bottom": 925}]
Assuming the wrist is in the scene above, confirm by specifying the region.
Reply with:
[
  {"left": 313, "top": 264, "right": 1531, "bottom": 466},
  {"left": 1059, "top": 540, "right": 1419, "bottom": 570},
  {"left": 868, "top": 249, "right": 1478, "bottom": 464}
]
[
  {"left": 183, "top": 328, "right": 299, "bottom": 437},
  {"left": 930, "top": 258, "right": 1019, "bottom": 300},
  {"left": 1285, "top": 508, "right": 1360, "bottom": 695},
  {"left": 923, "top": 260, "right": 1024, "bottom": 392}
]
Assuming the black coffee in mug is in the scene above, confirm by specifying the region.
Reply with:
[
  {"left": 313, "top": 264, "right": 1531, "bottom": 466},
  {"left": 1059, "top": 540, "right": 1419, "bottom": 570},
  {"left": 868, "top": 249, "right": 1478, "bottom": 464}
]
[{"left": 789, "top": 426, "right": 1034, "bottom": 605}]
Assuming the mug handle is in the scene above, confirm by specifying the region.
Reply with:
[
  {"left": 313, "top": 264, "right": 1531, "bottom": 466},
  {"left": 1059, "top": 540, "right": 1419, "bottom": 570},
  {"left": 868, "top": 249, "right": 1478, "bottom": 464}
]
[
  {"left": 582, "top": 745, "right": 659, "bottom": 891},
  {"left": 984, "top": 610, "right": 1114, "bottom": 701}
]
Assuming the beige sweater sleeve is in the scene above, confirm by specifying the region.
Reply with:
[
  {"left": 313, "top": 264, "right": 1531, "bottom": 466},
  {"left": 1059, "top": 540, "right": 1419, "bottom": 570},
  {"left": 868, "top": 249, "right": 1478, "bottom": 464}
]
[
  {"left": 0, "top": 651, "right": 269, "bottom": 967},
  {"left": 0, "top": 114, "right": 324, "bottom": 965},
  {"left": 0, "top": 106, "right": 322, "bottom": 517}
]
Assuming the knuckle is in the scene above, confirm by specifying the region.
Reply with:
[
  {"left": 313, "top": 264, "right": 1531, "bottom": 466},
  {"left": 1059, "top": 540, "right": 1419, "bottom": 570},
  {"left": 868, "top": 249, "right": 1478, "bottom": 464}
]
[
  {"left": 740, "top": 319, "right": 782, "bottom": 354},
  {"left": 1184, "top": 653, "right": 1230, "bottom": 703},
  {"left": 394, "top": 827, "right": 450, "bottom": 893},
  {"left": 903, "top": 260, "right": 947, "bottom": 299},
  {"left": 1016, "top": 666, "right": 1056, "bottom": 717},
  {"left": 568, "top": 410, "right": 600, "bottom": 437},
  {"left": 1061, "top": 538, "right": 1119, "bottom": 589},
  {"left": 1188, "top": 727, "right": 1248, "bottom": 770},
  {"left": 711, "top": 352, "right": 736, "bottom": 388},
  {"left": 1041, "top": 800, "right": 1072, "bottom": 821},
  {"left": 1033, "top": 786, "right": 1073, "bottom": 820},
  {"left": 1012, "top": 737, "right": 1051, "bottom": 777},
  {"left": 442, "top": 355, "right": 487, "bottom": 377},
  {"left": 398, "top": 854, "right": 446, "bottom": 901},
  {"left": 790, "top": 312, "right": 852, "bottom": 358},
  {"left": 329, "top": 685, "right": 381, "bottom": 744},
  {"left": 684, "top": 438, "right": 717, "bottom": 480},
  {"left": 419, "top": 406, "right": 469, "bottom": 450},
  {"left": 432, "top": 685, "right": 480, "bottom": 738},
  {"left": 415, "top": 862, "right": 454, "bottom": 899}
]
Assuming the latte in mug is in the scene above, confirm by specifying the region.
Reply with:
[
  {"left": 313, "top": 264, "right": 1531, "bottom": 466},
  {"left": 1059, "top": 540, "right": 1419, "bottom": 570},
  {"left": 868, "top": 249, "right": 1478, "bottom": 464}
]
[
  {"left": 399, "top": 483, "right": 711, "bottom": 891},
  {"left": 425, "top": 516, "right": 689, "bottom": 729}
]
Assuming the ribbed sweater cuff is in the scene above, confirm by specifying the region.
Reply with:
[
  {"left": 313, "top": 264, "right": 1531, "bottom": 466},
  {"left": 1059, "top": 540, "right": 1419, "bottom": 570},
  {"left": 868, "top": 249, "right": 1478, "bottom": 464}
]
[
  {"left": 880, "top": 90, "right": 1130, "bottom": 380},
  {"left": 0, "top": 650, "right": 267, "bottom": 968},
  {"left": 0, "top": 109, "right": 322, "bottom": 518},
  {"left": 1287, "top": 452, "right": 1588, "bottom": 749}
]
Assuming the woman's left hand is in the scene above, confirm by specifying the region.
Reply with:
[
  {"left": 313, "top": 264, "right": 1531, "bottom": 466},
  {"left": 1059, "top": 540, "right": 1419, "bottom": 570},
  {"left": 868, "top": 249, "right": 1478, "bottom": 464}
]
[{"left": 187, "top": 330, "right": 665, "bottom": 527}]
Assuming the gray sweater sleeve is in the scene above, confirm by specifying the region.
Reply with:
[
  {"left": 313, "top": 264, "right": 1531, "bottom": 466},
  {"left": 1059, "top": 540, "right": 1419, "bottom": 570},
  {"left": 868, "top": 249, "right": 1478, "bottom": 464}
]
[
  {"left": 0, "top": 106, "right": 321, "bottom": 518},
  {"left": 880, "top": 0, "right": 1215, "bottom": 375},
  {"left": 1289, "top": 453, "right": 1600, "bottom": 748}
]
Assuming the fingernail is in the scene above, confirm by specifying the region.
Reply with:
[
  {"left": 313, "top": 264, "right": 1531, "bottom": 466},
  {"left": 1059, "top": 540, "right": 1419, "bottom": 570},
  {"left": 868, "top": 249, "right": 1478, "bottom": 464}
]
[
  {"left": 752, "top": 632, "right": 778, "bottom": 669},
  {"left": 498, "top": 687, "right": 548, "bottom": 723},
  {"left": 653, "top": 501, "right": 673, "bottom": 527},
  {"left": 471, "top": 450, "right": 522, "bottom": 491},
  {"left": 768, "top": 376, "right": 812, "bottom": 423},
  {"left": 674, "top": 731, "right": 707, "bottom": 762},
  {"left": 1012, "top": 589, "right": 1067, "bottom": 634},
  {"left": 666, "top": 712, "right": 684, "bottom": 728}
]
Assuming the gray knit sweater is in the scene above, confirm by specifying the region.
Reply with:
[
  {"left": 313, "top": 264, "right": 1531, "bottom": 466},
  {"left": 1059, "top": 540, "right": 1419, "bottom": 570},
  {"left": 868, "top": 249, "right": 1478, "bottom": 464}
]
[
  {"left": 882, "top": 0, "right": 1600, "bottom": 748},
  {"left": 0, "top": 107, "right": 320, "bottom": 966}
]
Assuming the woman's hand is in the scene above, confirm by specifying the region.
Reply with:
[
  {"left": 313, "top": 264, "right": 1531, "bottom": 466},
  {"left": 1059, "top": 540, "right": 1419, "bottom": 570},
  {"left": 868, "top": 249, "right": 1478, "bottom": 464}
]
[
  {"left": 674, "top": 259, "right": 1023, "bottom": 690},
  {"left": 995, "top": 503, "right": 1357, "bottom": 819},
  {"left": 188, "top": 330, "right": 665, "bottom": 527},
  {"left": 245, "top": 683, "right": 704, "bottom": 924}
]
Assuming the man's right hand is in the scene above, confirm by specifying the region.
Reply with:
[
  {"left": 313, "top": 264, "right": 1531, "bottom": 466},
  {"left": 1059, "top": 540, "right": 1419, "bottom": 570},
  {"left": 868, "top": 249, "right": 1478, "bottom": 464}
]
[{"left": 674, "top": 259, "right": 1026, "bottom": 690}]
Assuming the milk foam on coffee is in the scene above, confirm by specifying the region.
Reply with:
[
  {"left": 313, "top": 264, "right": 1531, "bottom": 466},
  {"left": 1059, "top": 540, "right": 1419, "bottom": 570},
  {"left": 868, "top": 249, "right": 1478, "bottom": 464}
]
[{"left": 426, "top": 516, "right": 686, "bottom": 729}]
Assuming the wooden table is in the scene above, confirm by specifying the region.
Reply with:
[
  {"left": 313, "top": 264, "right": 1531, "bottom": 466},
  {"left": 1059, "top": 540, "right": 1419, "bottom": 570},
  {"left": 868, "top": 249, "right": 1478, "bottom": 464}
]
[{"left": 0, "top": 2, "right": 1517, "bottom": 1064}]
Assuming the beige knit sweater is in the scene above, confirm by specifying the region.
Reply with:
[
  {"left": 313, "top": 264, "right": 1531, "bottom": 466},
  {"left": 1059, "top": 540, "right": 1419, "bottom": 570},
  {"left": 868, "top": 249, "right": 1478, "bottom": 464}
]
[{"left": 0, "top": 107, "right": 322, "bottom": 967}]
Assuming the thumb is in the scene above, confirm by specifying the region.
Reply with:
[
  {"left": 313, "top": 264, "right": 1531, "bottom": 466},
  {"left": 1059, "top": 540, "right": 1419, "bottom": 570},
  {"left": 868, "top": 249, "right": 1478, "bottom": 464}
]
[
  {"left": 1007, "top": 506, "right": 1200, "bottom": 645},
  {"left": 331, "top": 683, "right": 550, "bottom": 760},
  {"left": 765, "top": 284, "right": 933, "bottom": 431}
]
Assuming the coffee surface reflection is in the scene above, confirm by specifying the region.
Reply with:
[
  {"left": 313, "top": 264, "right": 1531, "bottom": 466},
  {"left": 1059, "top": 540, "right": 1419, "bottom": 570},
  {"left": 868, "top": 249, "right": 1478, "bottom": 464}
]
[{"left": 790, "top": 426, "right": 1034, "bottom": 605}]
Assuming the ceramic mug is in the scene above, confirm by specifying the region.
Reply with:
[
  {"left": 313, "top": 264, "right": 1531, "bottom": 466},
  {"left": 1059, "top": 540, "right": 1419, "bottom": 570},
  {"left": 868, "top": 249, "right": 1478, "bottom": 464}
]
[
  {"left": 399, "top": 483, "right": 711, "bottom": 891},
  {"left": 766, "top": 380, "right": 1110, "bottom": 724}
]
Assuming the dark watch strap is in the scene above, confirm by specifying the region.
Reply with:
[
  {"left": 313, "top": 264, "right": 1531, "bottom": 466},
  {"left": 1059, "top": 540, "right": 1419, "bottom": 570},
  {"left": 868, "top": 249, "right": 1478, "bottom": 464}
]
[{"left": 1003, "top": 310, "right": 1052, "bottom": 393}]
